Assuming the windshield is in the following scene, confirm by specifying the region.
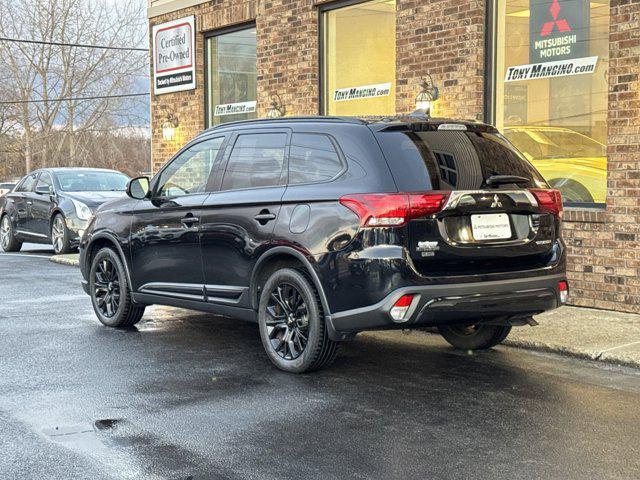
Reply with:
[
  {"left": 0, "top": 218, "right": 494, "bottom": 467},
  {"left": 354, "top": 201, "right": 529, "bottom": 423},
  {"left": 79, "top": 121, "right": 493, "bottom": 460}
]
[
  {"left": 57, "top": 171, "right": 129, "bottom": 192},
  {"left": 504, "top": 129, "right": 606, "bottom": 160}
]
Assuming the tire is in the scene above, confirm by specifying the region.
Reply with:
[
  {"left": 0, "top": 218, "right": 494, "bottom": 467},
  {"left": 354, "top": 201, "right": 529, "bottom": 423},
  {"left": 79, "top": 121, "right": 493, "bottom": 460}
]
[
  {"left": 0, "top": 214, "right": 22, "bottom": 252},
  {"left": 258, "top": 268, "right": 338, "bottom": 373},
  {"left": 438, "top": 324, "right": 512, "bottom": 350},
  {"left": 51, "top": 213, "right": 73, "bottom": 254},
  {"left": 89, "top": 247, "right": 145, "bottom": 328}
]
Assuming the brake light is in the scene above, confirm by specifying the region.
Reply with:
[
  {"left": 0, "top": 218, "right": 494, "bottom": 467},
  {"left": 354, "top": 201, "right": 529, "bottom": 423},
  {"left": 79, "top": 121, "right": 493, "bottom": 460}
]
[
  {"left": 530, "top": 189, "right": 563, "bottom": 217},
  {"left": 339, "top": 192, "right": 449, "bottom": 227},
  {"left": 390, "top": 294, "right": 415, "bottom": 321}
]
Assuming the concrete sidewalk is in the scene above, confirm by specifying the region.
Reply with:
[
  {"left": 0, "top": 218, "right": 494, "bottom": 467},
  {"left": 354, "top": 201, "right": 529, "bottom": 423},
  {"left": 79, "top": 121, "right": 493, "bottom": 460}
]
[{"left": 50, "top": 254, "right": 640, "bottom": 368}]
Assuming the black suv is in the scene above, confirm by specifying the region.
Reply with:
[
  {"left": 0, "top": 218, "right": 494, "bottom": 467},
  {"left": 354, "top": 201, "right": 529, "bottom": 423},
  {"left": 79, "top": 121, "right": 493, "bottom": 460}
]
[{"left": 79, "top": 116, "right": 568, "bottom": 373}]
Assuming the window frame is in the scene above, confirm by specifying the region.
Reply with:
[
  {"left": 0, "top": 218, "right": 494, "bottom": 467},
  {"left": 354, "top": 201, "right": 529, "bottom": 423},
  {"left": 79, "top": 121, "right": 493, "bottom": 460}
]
[
  {"left": 287, "top": 132, "right": 347, "bottom": 186},
  {"left": 150, "top": 134, "right": 229, "bottom": 199},
  {"left": 217, "top": 127, "right": 292, "bottom": 193},
  {"left": 318, "top": 0, "right": 396, "bottom": 116},
  {"left": 484, "top": 0, "right": 607, "bottom": 210},
  {"left": 203, "top": 21, "right": 258, "bottom": 129}
]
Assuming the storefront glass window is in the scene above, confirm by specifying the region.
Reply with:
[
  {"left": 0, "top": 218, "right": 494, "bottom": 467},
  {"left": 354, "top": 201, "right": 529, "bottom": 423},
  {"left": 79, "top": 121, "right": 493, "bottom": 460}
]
[
  {"left": 494, "top": 0, "right": 609, "bottom": 206},
  {"left": 322, "top": 0, "right": 396, "bottom": 116},
  {"left": 206, "top": 27, "right": 257, "bottom": 127}
]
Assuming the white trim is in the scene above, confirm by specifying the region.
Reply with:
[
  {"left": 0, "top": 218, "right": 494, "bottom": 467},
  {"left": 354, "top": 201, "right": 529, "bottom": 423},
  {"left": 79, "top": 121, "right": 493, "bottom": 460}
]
[
  {"left": 148, "top": 0, "right": 208, "bottom": 18},
  {"left": 15, "top": 230, "right": 48, "bottom": 238}
]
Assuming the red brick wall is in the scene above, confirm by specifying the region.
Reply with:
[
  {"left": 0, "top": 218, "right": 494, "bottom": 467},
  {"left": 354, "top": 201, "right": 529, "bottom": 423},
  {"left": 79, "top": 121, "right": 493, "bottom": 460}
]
[
  {"left": 149, "top": 0, "right": 640, "bottom": 313},
  {"left": 396, "top": 0, "right": 485, "bottom": 120}
]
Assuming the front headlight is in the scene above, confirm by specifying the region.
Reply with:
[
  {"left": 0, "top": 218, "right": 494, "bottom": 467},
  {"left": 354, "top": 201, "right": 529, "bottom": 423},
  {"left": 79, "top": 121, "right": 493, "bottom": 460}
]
[{"left": 71, "top": 199, "right": 93, "bottom": 221}]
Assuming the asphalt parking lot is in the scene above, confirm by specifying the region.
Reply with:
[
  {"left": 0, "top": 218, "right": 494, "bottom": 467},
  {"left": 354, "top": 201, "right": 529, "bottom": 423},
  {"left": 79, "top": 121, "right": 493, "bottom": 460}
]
[{"left": 1, "top": 246, "right": 640, "bottom": 479}]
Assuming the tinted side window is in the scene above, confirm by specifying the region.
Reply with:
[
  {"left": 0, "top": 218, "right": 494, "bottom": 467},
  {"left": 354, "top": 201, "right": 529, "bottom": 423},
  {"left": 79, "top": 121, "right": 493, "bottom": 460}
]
[
  {"left": 16, "top": 174, "right": 37, "bottom": 192},
  {"left": 376, "top": 130, "right": 545, "bottom": 191},
  {"left": 288, "top": 133, "right": 343, "bottom": 185},
  {"left": 221, "top": 133, "right": 287, "bottom": 190},
  {"left": 156, "top": 137, "right": 224, "bottom": 197}
]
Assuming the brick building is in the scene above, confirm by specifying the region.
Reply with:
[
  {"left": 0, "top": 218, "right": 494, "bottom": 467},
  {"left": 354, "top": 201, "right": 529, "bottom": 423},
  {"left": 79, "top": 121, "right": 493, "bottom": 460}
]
[{"left": 148, "top": 0, "right": 640, "bottom": 313}]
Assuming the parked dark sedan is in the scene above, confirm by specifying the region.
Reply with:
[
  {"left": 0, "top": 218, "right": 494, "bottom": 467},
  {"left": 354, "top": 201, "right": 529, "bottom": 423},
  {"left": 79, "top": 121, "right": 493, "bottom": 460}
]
[{"left": 0, "top": 168, "right": 129, "bottom": 254}]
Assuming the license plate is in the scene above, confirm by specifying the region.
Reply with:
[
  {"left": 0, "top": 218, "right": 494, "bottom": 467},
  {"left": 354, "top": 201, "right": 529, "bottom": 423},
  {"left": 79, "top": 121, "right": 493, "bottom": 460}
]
[{"left": 471, "top": 213, "right": 512, "bottom": 241}]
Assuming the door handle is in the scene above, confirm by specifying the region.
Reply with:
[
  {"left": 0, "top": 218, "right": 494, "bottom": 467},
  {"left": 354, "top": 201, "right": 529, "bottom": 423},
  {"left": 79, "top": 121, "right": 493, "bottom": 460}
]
[
  {"left": 181, "top": 216, "right": 200, "bottom": 226},
  {"left": 254, "top": 212, "right": 276, "bottom": 223}
]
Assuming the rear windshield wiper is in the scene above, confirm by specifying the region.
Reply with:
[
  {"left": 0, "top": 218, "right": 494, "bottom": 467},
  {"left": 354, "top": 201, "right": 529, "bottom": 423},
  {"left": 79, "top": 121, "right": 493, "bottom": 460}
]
[{"left": 485, "top": 175, "right": 530, "bottom": 188}]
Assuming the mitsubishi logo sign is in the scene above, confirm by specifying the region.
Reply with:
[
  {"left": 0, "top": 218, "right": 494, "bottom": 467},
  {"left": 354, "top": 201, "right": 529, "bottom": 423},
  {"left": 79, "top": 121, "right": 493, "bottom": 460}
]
[
  {"left": 530, "top": 0, "right": 589, "bottom": 63},
  {"left": 540, "top": 0, "right": 571, "bottom": 37},
  {"left": 491, "top": 194, "right": 503, "bottom": 209}
]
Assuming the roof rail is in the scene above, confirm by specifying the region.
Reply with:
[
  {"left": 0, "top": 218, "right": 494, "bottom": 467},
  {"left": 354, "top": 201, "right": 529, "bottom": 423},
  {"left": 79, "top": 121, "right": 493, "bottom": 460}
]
[{"left": 203, "top": 115, "right": 367, "bottom": 133}]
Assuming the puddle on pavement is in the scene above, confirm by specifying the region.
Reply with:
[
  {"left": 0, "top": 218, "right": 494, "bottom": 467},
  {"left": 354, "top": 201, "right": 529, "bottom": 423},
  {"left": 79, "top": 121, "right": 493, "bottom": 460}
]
[{"left": 40, "top": 418, "right": 212, "bottom": 479}]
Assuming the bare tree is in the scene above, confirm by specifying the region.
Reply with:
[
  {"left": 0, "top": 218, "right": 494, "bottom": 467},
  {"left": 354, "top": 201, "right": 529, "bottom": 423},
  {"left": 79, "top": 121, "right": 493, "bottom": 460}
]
[{"left": 0, "top": 0, "right": 149, "bottom": 176}]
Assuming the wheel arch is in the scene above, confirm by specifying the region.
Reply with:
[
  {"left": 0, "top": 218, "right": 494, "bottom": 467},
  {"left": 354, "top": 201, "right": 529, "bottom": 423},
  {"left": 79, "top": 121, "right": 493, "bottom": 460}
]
[
  {"left": 250, "top": 246, "right": 331, "bottom": 316},
  {"left": 85, "top": 232, "right": 135, "bottom": 295}
]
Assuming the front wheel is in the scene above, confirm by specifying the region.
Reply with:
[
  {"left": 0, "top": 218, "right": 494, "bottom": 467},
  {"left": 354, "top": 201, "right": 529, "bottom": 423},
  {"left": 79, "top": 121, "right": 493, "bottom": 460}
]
[
  {"left": 258, "top": 268, "right": 338, "bottom": 373},
  {"left": 0, "top": 215, "right": 22, "bottom": 252},
  {"left": 89, "top": 247, "right": 145, "bottom": 328},
  {"left": 438, "top": 324, "right": 511, "bottom": 350}
]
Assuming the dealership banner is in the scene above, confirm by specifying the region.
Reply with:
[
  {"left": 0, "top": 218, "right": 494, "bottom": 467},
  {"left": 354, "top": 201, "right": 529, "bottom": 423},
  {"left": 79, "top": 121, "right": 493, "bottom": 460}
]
[
  {"left": 529, "top": 0, "right": 590, "bottom": 63},
  {"left": 504, "top": 56, "right": 598, "bottom": 82},
  {"left": 213, "top": 101, "right": 257, "bottom": 117},
  {"left": 153, "top": 16, "right": 196, "bottom": 95},
  {"left": 333, "top": 83, "right": 392, "bottom": 102}
]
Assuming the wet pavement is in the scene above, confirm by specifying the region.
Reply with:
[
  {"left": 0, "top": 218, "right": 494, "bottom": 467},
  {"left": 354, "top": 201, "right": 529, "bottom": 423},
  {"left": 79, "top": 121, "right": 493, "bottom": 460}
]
[{"left": 1, "top": 251, "right": 640, "bottom": 479}]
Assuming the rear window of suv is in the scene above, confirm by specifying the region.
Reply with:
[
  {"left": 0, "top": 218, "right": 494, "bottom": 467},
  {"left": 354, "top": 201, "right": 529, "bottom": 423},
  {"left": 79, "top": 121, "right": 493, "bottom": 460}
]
[{"left": 375, "top": 129, "right": 545, "bottom": 191}]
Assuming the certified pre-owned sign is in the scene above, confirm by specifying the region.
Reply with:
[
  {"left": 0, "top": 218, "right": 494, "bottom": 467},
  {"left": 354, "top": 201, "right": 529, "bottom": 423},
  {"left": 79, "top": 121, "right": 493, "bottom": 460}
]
[
  {"left": 504, "top": 56, "right": 598, "bottom": 83},
  {"left": 153, "top": 16, "right": 196, "bottom": 95},
  {"left": 333, "top": 83, "right": 392, "bottom": 102}
]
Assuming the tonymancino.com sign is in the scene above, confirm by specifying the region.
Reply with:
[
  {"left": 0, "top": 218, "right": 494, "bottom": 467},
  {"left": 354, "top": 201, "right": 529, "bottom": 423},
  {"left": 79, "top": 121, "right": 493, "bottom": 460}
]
[
  {"left": 153, "top": 16, "right": 196, "bottom": 95},
  {"left": 504, "top": 56, "right": 598, "bottom": 83},
  {"left": 333, "top": 83, "right": 392, "bottom": 102},
  {"left": 214, "top": 101, "right": 257, "bottom": 117}
]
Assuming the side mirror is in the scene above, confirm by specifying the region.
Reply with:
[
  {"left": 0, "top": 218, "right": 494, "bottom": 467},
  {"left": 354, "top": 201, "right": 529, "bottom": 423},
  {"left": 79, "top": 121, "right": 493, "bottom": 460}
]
[
  {"left": 35, "top": 185, "right": 51, "bottom": 195},
  {"left": 126, "top": 176, "right": 150, "bottom": 200}
]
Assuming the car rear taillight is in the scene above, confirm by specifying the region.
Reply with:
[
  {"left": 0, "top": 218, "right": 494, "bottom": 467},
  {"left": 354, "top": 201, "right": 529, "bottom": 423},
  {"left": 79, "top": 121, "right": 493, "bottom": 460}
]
[
  {"left": 339, "top": 192, "right": 449, "bottom": 227},
  {"left": 558, "top": 280, "right": 569, "bottom": 303},
  {"left": 390, "top": 294, "right": 415, "bottom": 321},
  {"left": 530, "top": 189, "right": 563, "bottom": 217}
]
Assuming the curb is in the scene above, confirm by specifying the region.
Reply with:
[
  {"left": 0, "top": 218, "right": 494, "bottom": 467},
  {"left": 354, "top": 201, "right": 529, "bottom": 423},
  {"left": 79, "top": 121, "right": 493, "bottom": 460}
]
[
  {"left": 504, "top": 338, "right": 640, "bottom": 370},
  {"left": 50, "top": 255, "right": 80, "bottom": 267},
  {"left": 364, "top": 330, "right": 640, "bottom": 370}
]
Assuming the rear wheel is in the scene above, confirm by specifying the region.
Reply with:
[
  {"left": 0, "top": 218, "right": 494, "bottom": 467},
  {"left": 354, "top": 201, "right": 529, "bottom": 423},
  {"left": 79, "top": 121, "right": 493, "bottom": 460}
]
[
  {"left": 0, "top": 215, "right": 22, "bottom": 252},
  {"left": 258, "top": 268, "right": 338, "bottom": 373},
  {"left": 548, "top": 178, "right": 593, "bottom": 203},
  {"left": 51, "top": 214, "right": 73, "bottom": 254},
  {"left": 438, "top": 324, "right": 511, "bottom": 350},
  {"left": 90, "top": 247, "right": 145, "bottom": 328}
]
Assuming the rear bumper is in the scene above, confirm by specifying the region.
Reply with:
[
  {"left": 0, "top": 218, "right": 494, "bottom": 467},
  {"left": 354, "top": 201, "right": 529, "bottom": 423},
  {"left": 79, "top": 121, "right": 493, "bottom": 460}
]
[{"left": 327, "top": 274, "right": 566, "bottom": 336}]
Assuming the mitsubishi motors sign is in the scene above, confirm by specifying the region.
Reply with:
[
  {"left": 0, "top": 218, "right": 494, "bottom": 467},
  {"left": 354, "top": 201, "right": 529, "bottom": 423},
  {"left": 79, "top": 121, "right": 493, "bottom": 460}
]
[
  {"left": 152, "top": 16, "right": 196, "bottom": 95},
  {"left": 529, "top": 0, "right": 590, "bottom": 63}
]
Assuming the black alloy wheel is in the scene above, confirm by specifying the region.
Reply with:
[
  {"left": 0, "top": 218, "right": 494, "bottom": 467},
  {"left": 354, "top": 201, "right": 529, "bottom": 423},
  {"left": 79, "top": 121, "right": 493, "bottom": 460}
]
[
  {"left": 94, "top": 257, "right": 121, "bottom": 318},
  {"left": 266, "top": 282, "right": 310, "bottom": 360},
  {"left": 89, "top": 247, "right": 145, "bottom": 328},
  {"left": 258, "top": 268, "right": 338, "bottom": 373}
]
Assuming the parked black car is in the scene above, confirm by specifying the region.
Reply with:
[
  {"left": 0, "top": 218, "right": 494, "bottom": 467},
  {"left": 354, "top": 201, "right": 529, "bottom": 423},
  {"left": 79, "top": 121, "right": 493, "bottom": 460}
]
[
  {"left": 0, "top": 168, "right": 129, "bottom": 254},
  {"left": 79, "top": 116, "right": 568, "bottom": 373}
]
